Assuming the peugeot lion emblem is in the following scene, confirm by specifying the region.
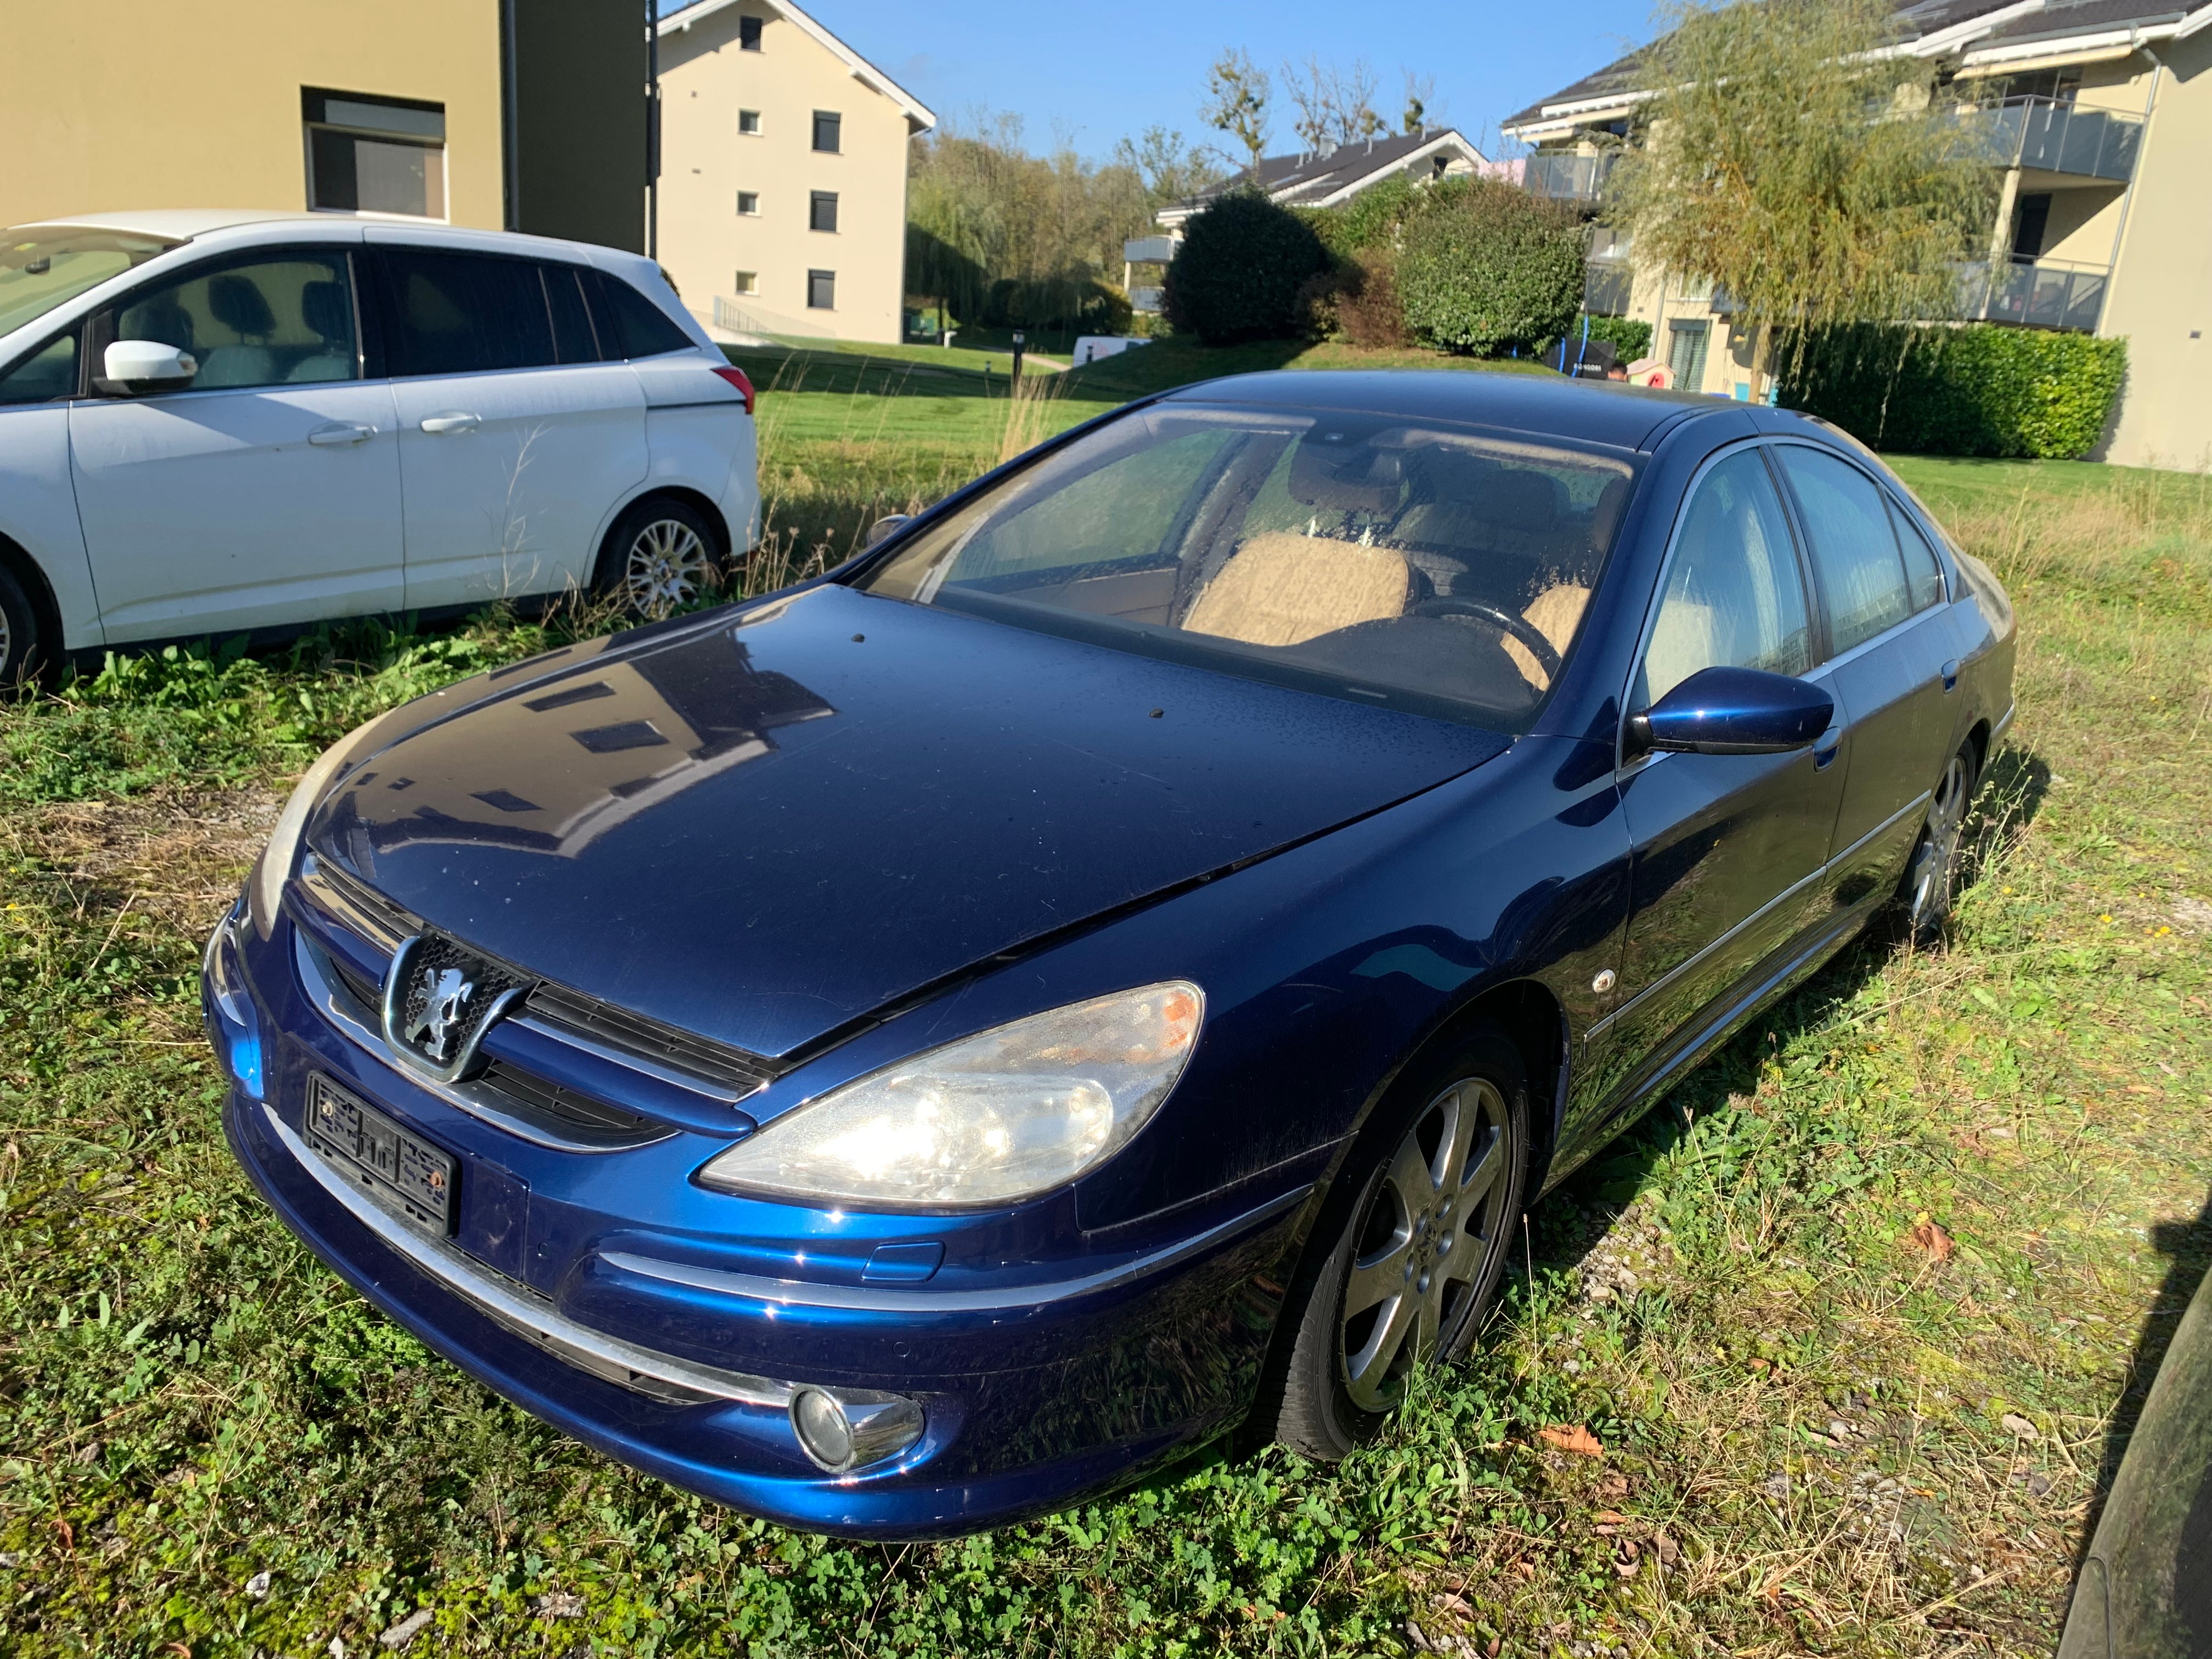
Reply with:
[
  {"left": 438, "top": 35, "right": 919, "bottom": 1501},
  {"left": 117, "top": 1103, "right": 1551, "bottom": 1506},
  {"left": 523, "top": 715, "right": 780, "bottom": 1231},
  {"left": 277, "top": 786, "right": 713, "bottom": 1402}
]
[{"left": 381, "top": 935, "right": 527, "bottom": 1084}]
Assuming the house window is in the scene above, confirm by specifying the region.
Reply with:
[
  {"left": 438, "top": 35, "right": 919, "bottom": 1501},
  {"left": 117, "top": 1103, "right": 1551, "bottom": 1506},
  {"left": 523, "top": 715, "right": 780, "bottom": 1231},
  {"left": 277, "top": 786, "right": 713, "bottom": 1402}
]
[
  {"left": 736, "top": 191, "right": 760, "bottom": 216},
  {"left": 808, "top": 269, "right": 836, "bottom": 310},
  {"left": 734, "top": 270, "right": 758, "bottom": 295},
  {"left": 302, "top": 88, "right": 445, "bottom": 218},
  {"left": 809, "top": 191, "right": 839, "bottom": 233},
  {"left": 738, "top": 109, "right": 761, "bottom": 136},
  {"left": 1666, "top": 319, "right": 1710, "bottom": 392},
  {"left": 739, "top": 14, "right": 763, "bottom": 49},
  {"left": 812, "top": 111, "right": 842, "bottom": 154}
]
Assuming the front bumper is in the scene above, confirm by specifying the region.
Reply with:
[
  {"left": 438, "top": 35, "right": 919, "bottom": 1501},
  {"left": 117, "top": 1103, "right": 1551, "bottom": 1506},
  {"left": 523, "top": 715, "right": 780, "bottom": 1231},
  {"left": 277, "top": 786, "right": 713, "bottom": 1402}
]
[{"left": 211, "top": 909, "right": 1310, "bottom": 1537}]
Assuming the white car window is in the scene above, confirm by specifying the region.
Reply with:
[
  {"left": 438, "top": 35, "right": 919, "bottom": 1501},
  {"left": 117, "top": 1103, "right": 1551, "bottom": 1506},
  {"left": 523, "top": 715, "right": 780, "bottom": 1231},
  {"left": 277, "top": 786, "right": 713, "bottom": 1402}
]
[{"left": 116, "top": 254, "right": 359, "bottom": 390}]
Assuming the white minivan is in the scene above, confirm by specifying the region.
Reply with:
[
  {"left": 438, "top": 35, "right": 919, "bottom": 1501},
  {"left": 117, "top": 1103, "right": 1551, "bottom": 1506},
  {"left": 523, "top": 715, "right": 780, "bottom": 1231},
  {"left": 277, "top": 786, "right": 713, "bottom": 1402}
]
[{"left": 0, "top": 211, "right": 760, "bottom": 683}]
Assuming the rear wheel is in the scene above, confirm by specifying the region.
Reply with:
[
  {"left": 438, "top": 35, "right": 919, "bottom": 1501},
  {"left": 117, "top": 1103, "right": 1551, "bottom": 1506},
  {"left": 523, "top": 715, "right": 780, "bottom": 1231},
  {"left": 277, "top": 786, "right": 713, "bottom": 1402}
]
[
  {"left": 1900, "top": 742, "right": 1977, "bottom": 944},
  {"left": 1269, "top": 1026, "right": 1530, "bottom": 1459},
  {"left": 597, "top": 497, "right": 722, "bottom": 619},
  {"left": 0, "top": 561, "right": 46, "bottom": 690}
]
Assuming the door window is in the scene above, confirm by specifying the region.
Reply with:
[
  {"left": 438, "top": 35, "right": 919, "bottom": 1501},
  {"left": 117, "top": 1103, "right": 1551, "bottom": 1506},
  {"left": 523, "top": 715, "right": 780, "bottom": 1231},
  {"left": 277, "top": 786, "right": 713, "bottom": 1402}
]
[
  {"left": 1888, "top": 500, "right": 1946, "bottom": 612},
  {"left": 542, "top": 264, "right": 600, "bottom": 364},
  {"left": 0, "top": 333, "right": 78, "bottom": 404},
  {"left": 112, "top": 254, "right": 359, "bottom": 390},
  {"left": 1635, "top": 449, "right": 1811, "bottom": 708},
  {"left": 1773, "top": 446, "right": 1912, "bottom": 653},
  {"left": 380, "top": 250, "right": 555, "bottom": 377}
]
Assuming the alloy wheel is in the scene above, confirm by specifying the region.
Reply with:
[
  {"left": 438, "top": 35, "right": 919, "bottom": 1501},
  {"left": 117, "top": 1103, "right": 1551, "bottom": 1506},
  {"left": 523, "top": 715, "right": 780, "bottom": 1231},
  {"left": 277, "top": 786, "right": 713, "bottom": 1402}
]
[
  {"left": 0, "top": 608, "right": 12, "bottom": 684},
  {"left": 1339, "top": 1077, "right": 1514, "bottom": 1413},
  {"left": 1908, "top": 753, "right": 1973, "bottom": 933},
  {"left": 621, "top": 517, "right": 715, "bottom": 618}
]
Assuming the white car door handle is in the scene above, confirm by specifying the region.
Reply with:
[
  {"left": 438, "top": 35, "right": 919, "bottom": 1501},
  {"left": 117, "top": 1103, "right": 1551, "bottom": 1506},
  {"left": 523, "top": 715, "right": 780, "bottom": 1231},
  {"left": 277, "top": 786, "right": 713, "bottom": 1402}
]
[
  {"left": 419, "top": 412, "right": 481, "bottom": 435},
  {"left": 307, "top": 422, "right": 377, "bottom": 447}
]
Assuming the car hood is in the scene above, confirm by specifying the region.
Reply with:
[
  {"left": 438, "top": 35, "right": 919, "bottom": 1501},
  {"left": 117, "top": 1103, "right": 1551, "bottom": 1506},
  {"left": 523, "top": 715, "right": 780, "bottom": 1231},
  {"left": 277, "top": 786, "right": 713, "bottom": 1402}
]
[{"left": 307, "top": 584, "right": 1507, "bottom": 1058}]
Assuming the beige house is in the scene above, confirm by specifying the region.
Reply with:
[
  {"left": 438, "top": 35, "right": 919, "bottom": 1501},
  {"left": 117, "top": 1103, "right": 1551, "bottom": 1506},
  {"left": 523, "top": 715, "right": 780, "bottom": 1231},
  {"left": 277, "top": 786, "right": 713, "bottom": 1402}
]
[
  {"left": 1503, "top": 0, "right": 2212, "bottom": 470},
  {"left": 656, "top": 0, "right": 934, "bottom": 345},
  {"left": 1, "top": 0, "right": 650, "bottom": 254}
]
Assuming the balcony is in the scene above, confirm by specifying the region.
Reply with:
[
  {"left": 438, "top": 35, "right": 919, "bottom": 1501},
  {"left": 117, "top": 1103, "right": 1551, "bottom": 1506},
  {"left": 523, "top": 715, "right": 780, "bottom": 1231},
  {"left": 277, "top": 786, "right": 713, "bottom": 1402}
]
[
  {"left": 1584, "top": 258, "right": 1633, "bottom": 316},
  {"left": 1955, "top": 255, "right": 2108, "bottom": 332},
  {"left": 1525, "top": 151, "right": 1619, "bottom": 204},
  {"left": 1965, "top": 95, "right": 2142, "bottom": 183}
]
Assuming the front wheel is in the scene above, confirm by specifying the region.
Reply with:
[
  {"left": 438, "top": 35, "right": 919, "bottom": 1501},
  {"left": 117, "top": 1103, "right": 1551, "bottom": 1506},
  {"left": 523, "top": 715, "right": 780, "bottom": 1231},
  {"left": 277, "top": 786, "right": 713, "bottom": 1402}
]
[
  {"left": 597, "top": 498, "right": 722, "bottom": 620},
  {"left": 0, "top": 561, "right": 46, "bottom": 690},
  {"left": 1900, "top": 742, "right": 1977, "bottom": 944},
  {"left": 1269, "top": 1026, "right": 1530, "bottom": 1459}
]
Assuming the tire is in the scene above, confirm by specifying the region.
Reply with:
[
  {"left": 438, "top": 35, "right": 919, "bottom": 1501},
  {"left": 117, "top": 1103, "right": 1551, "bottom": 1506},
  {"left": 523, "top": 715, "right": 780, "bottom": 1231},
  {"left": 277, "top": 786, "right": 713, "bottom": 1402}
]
[
  {"left": 1268, "top": 1024, "right": 1531, "bottom": 1460},
  {"left": 0, "top": 560, "right": 46, "bottom": 691},
  {"left": 1898, "top": 741, "right": 1978, "bottom": 945},
  {"left": 595, "top": 496, "right": 723, "bottom": 620}
]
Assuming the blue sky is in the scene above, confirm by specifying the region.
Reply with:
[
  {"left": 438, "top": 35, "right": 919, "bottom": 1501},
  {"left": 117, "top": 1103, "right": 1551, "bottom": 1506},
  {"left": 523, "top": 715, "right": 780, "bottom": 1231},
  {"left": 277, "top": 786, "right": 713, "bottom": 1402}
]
[{"left": 766, "top": 1, "right": 1658, "bottom": 161}]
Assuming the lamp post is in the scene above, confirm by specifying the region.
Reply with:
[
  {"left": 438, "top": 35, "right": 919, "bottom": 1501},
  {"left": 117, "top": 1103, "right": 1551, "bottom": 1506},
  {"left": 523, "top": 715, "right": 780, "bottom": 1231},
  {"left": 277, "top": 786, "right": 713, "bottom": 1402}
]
[{"left": 1011, "top": 330, "right": 1025, "bottom": 383}]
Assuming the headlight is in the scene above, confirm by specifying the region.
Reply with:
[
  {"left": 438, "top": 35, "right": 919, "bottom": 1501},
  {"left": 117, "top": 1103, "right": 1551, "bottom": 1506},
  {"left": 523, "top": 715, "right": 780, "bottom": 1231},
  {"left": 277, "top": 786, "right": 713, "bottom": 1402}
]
[
  {"left": 698, "top": 982, "right": 1204, "bottom": 1209},
  {"left": 247, "top": 701, "right": 426, "bottom": 938}
]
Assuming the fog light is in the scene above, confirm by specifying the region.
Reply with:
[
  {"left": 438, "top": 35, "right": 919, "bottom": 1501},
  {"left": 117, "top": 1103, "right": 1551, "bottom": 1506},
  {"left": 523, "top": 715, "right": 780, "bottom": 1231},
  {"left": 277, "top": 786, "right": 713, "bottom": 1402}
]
[{"left": 789, "top": 1387, "right": 924, "bottom": 1475}]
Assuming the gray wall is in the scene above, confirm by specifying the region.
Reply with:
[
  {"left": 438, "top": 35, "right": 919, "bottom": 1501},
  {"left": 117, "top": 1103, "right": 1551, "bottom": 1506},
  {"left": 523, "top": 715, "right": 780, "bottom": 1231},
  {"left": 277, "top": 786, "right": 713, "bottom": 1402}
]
[{"left": 506, "top": 0, "right": 648, "bottom": 252}]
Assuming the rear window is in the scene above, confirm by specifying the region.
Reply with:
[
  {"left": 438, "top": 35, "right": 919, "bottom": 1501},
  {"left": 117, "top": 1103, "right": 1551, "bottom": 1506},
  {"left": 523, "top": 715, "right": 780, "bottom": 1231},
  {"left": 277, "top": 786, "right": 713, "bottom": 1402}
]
[
  {"left": 857, "top": 404, "right": 1638, "bottom": 731},
  {"left": 590, "top": 272, "right": 691, "bottom": 358}
]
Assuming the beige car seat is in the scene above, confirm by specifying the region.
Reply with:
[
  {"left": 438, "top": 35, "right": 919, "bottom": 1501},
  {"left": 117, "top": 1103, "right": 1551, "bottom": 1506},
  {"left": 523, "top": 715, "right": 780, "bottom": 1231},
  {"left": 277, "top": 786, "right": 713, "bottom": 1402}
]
[{"left": 1183, "top": 532, "right": 1414, "bottom": 648}]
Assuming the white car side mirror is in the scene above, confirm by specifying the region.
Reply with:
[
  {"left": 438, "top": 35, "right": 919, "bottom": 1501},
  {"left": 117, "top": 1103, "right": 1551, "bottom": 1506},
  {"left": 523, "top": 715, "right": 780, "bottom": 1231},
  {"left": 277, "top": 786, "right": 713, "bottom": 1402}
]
[{"left": 100, "top": 339, "right": 198, "bottom": 394}]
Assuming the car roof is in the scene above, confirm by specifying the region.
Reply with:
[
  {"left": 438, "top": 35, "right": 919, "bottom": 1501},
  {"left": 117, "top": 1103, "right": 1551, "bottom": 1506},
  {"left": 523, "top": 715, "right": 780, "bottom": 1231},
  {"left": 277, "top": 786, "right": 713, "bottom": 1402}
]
[
  {"left": 1162, "top": 369, "right": 1755, "bottom": 454},
  {"left": 18, "top": 208, "right": 323, "bottom": 239},
  {"left": 11, "top": 210, "right": 622, "bottom": 266}
]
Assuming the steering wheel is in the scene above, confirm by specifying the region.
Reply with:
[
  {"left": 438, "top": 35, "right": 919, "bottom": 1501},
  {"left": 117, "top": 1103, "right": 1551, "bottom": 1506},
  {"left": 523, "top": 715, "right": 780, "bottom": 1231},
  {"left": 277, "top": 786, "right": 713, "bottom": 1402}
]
[{"left": 1414, "top": 597, "right": 1564, "bottom": 682}]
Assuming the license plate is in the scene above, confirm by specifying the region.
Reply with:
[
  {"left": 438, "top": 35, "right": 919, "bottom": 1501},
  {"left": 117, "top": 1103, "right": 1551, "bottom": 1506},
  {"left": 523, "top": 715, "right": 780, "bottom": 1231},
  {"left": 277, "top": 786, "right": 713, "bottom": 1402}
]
[{"left": 303, "top": 1073, "right": 458, "bottom": 1236}]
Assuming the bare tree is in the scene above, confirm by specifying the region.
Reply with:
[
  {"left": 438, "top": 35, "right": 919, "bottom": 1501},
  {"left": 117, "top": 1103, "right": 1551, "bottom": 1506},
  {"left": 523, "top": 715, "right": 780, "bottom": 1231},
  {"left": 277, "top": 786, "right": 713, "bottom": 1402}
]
[
  {"left": 1331, "top": 59, "right": 1386, "bottom": 144},
  {"left": 1112, "top": 127, "right": 1226, "bottom": 210},
  {"left": 1202, "top": 49, "right": 1273, "bottom": 176},
  {"left": 1401, "top": 71, "right": 1437, "bottom": 135},
  {"left": 1284, "top": 55, "right": 1337, "bottom": 155}
]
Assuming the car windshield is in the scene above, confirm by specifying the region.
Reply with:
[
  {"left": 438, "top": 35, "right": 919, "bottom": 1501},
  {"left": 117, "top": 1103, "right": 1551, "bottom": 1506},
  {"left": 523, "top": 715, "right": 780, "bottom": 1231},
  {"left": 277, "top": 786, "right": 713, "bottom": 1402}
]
[
  {"left": 856, "top": 402, "right": 1639, "bottom": 730},
  {"left": 0, "top": 228, "right": 178, "bottom": 341}
]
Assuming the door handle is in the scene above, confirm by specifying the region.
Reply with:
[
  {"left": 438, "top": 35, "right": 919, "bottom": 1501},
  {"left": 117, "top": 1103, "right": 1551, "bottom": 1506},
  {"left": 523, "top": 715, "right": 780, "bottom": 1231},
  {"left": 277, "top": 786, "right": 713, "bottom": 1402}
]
[
  {"left": 1814, "top": 724, "right": 1843, "bottom": 770},
  {"left": 1940, "top": 658, "right": 1961, "bottom": 693},
  {"left": 419, "top": 412, "right": 481, "bottom": 435},
  {"left": 307, "top": 421, "right": 376, "bottom": 447}
]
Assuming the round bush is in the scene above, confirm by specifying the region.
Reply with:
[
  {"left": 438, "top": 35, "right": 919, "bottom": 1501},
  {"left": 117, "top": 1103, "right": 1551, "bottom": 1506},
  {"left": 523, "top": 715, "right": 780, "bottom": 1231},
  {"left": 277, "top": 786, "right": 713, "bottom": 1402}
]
[
  {"left": 1396, "top": 181, "right": 1586, "bottom": 356},
  {"left": 1164, "top": 191, "right": 1334, "bottom": 346}
]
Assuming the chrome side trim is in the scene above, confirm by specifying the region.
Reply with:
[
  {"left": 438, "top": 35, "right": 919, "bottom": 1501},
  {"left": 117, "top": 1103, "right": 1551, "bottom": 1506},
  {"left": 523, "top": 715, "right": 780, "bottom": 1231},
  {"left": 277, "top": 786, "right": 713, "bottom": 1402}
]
[
  {"left": 293, "top": 930, "right": 669, "bottom": 1155},
  {"left": 1587, "top": 788, "right": 1930, "bottom": 1043},
  {"left": 260, "top": 1101, "right": 791, "bottom": 1408},
  {"left": 603, "top": 1184, "right": 1312, "bottom": 1314}
]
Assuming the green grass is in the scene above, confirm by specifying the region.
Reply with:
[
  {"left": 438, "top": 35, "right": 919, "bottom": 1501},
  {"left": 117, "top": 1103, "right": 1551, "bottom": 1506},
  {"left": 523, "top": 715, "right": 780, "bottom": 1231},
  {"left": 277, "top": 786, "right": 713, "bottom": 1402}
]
[{"left": 2, "top": 362, "right": 2208, "bottom": 1656}]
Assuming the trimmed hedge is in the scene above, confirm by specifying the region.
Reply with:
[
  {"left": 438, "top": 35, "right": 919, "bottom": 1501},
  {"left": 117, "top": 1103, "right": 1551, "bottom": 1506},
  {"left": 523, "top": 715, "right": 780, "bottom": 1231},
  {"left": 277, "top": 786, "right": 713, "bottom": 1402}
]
[
  {"left": 1164, "top": 191, "right": 1334, "bottom": 346},
  {"left": 1396, "top": 179, "right": 1584, "bottom": 356},
  {"left": 1781, "top": 323, "right": 2126, "bottom": 460},
  {"left": 979, "top": 275, "right": 1132, "bottom": 336}
]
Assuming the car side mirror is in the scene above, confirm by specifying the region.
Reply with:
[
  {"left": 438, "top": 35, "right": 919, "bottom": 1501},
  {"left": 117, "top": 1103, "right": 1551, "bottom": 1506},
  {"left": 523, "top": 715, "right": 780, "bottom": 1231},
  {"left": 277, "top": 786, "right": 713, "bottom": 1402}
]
[
  {"left": 866, "top": 514, "right": 912, "bottom": 548},
  {"left": 99, "top": 339, "right": 198, "bottom": 396},
  {"left": 1626, "top": 665, "right": 1833, "bottom": 758}
]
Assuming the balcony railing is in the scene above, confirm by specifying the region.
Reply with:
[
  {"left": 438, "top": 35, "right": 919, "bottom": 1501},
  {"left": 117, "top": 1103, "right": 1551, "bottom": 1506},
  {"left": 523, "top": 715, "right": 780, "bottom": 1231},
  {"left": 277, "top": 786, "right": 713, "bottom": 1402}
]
[
  {"left": 1584, "top": 258, "right": 1633, "bottom": 316},
  {"left": 1525, "top": 151, "right": 1619, "bottom": 204},
  {"left": 1964, "top": 95, "right": 2142, "bottom": 182},
  {"left": 1954, "top": 255, "right": 2109, "bottom": 332}
]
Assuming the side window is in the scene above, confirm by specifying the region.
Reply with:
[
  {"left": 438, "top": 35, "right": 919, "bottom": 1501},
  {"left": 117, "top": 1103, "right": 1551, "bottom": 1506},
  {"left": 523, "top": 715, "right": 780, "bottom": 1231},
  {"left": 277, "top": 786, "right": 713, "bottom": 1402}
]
[
  {"left": 380, "top": 250, "right": 555, "bottom": 377},
  {"left": 0, "top": 333, "right": 79, "bottom": 405},
  {"left": 1887, "top": 499, "right": 1945, "bottom": 612},
  {"left": 589, "top": 272, "right": 691, "bottom": 358},
  {"left": 111, "top": 253, "right": 358, "bottom": 391},
  {"left": 1635, "top": 449, "right": 1812, "bottom": 708},
  {"left": 540, "top": 264, "right": 600, "bottom": 364},
  {"left": 1773, "top": 446, "right": 1912, "bottom": 653}
]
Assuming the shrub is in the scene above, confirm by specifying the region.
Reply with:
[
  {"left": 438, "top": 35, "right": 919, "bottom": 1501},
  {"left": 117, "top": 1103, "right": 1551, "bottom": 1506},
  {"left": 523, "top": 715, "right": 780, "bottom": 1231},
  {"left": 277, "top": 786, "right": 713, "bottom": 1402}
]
[
  {"left": 1163, "top": 190, "right": 1334, "bottom": 345},
  {"left": 1304, "top": 175, "right": 1421, "bottom": 261},
  {"left": 1395, "top": 179, "right": 1585, "bottom": 355},
  {"left": 979, "top": 275, "right": 1132, "bottom": 336},
  {"left": 1782, "top": 323, "right": 2126, "bottom": 459}
]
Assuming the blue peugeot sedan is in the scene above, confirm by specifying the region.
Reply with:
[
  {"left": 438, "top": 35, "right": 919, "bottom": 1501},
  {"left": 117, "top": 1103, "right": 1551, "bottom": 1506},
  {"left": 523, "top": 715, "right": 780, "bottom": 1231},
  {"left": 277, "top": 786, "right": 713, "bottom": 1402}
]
[{"left": 207, "top": 371, "right": 2015, "bottom": 1536}]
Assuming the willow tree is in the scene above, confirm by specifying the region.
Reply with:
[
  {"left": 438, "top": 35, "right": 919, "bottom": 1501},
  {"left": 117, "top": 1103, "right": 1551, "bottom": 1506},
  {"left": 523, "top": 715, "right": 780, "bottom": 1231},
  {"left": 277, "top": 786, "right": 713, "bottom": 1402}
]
[{"left": 1607, "top": 0, "right": 1996, "bottom": 393}]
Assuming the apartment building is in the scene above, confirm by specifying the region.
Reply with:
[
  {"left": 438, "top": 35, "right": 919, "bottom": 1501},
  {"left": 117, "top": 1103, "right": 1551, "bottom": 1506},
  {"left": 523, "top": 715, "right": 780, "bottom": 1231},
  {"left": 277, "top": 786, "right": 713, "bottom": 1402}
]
[
  {"left": 655, "top": 0, "right": 934, "bottom": 345},
  {"left": 3, "top": 0, "right": 649, "bottom": 254},
  {"left": 1503, "top": 0, "right": 2212, "bottom": 469}
]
